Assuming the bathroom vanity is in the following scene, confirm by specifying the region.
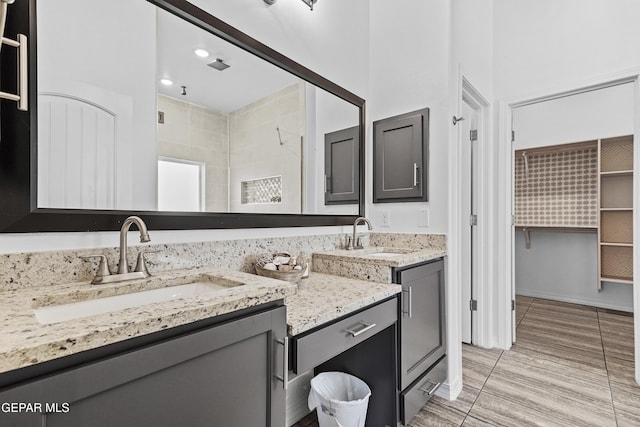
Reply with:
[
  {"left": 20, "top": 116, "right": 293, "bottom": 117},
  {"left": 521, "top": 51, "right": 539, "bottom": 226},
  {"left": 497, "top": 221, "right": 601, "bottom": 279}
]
[
  {"left": 0, "top": 267, "right": 296, "bottom": 426},
  {"left": 312, "top": 244, "right": 448, "bottom": 425},
  {"left": 0, "top": 304, "right": 287, "bottom": 427},
  {"left": 285, "top": 273, "right": 401, "bottom": 427}
]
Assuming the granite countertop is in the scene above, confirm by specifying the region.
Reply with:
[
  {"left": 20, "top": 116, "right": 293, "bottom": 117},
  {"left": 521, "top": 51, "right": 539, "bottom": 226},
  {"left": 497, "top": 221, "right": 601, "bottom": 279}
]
[
  {"left": 286, "top": 272, "right": 402, "bottom": 336},
  {"left": 1, "top": 266, "right": 404, "bottom": 375},
  {"left": 0, "top": 266, "right": 296, "bottom": 374},
  {"left": 313, "top": 246, "right": 446, "bottom": 268}
]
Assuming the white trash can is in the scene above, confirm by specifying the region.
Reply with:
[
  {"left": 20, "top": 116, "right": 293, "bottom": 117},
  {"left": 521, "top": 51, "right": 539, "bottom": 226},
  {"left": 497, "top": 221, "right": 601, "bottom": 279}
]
[{"left": 308, "top": 372, "right": 371, "bottom": 427}]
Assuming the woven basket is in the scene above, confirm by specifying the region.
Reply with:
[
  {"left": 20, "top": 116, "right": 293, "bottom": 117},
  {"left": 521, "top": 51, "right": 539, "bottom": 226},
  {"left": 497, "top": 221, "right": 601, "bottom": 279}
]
[{"left": 255, "top": 264, "right": 306, "bottom": 282}]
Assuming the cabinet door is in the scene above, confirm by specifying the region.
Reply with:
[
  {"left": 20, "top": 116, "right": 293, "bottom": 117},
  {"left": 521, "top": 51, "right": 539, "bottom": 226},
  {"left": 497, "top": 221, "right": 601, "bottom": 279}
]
[
  {"left": 0, "top": 306, "right": 287, "bottom": 427},
  {"left": 324, "top": 126, "right": 359, "bottom": 205},
  {"left": 396, "top": 259, "right": 446, "bottom": 390},
  {"left": 373, "top": 108, "right": 429, "bottom": 203}
]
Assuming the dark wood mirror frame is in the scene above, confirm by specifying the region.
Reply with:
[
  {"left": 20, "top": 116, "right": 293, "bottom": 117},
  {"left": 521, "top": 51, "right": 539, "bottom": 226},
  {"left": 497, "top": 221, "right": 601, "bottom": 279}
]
[{"left": 0, "top": 0, "right": 365, "bottom": 232}]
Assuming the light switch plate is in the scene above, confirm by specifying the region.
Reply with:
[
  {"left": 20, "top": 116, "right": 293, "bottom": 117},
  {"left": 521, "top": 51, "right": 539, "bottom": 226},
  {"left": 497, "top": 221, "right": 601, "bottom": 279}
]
[
  {"left": 380, "top": 210, "right": 391, "bottom": 227},
  {"left": 418, "top": 208, "right": 429, "bottom": 227}
]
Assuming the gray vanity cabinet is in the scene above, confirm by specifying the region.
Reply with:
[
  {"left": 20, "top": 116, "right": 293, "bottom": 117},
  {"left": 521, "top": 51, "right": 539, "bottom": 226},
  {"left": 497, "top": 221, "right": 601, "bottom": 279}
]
[
  {"left": 373, "top": 108, "right": 429, "bottom": 203},
  {"left": 0, "top": 306, "right": 287, "bottom": 427},
  {"left": 324, "top": 126, "right": 360, "bottom": 205},
  {"left": 394, "top": 258, "right": 447, "bottom": 425}
]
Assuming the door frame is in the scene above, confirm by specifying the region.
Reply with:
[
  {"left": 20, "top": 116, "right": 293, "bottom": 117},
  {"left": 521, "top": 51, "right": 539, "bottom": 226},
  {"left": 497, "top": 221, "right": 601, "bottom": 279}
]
[
  {"left": 449, "top": 69, "right": 491, "bottom": 350},
  {"left": 497, "top": 69, "right": 640, "bottom": 383}
]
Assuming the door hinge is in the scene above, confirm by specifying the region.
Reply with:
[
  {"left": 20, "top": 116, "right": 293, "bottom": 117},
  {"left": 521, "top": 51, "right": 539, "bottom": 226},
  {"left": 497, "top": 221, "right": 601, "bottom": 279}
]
[
  {"left": 470, "top": 129, "right": 478, "bottom": 142},
  {"left": 511, "top": 215, "right": 515, "bottom": 226},
  {"left": 470, "top": 214, "right": 477, "bottom": 227},
  {"left": 470, "top": 299, "right": 478, "bottom": 311},
  {"left": 512, "top": 300, "right": 515, "bottom": 311},
  {"left": 511, "top": 130, "right": 515, "bottom": 142}
]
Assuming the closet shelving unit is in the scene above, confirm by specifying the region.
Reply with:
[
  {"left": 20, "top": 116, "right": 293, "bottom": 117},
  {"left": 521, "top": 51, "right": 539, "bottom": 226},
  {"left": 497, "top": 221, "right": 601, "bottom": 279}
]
[
  {"left": 514, "top": 135, "right": 634, "bottom": 291},
  {"left": 598, "top": 135, "right": 634, "bottom": 288}
]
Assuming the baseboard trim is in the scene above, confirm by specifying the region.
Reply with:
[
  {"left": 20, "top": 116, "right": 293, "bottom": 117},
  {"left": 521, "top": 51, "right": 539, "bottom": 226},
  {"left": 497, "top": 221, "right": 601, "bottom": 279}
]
[
  {"left": 435, "top": 374, "right": 462, "bottom": 401},
  {"left": 517, "top": 289, "right": 633, "bottom": 312}
]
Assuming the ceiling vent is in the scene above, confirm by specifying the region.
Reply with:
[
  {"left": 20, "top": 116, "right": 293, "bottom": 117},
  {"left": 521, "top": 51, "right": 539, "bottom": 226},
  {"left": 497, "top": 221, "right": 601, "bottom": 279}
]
[{"left": 207, "top": 58, "right": 230, "bottom": 71}]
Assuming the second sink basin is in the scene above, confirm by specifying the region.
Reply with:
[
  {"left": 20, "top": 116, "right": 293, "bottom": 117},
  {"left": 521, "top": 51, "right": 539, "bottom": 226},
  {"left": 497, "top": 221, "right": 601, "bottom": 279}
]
[
  {"left": 360, "top": 247, "right": 413, "bottom": 257},
  {"left": 34, "top": 274, "right": 245, "bottom": 325}
]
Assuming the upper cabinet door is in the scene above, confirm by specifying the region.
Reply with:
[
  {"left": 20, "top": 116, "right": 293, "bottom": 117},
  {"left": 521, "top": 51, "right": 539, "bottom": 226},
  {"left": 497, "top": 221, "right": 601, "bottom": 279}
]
[
  {"left": 373, "top": 108, "right": 429, "bottom": 203},
  {"left": 324, "top": 126, "right": 359, "bottom": 205}
]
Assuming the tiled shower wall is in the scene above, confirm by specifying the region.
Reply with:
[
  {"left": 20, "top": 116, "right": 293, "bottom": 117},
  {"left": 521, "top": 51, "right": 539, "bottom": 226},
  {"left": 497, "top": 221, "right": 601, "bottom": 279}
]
[
  {"left": 157, "top": 95, "right": 229, "bottom": 212},
  {"left": 229, "top": 82, "right": 306, "bottom": 214},
  {"left": 514, "top": 146, "right": 598, "bottom": 228}
]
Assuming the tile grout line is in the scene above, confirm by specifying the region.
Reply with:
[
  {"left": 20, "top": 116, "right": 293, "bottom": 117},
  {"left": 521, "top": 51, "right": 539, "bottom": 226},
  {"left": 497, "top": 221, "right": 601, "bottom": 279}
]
[
  {"left": 516, "top": 296, "right": 534, "bottom": 328},
  {"left": 597, "top": 308, "right": 620, "bottom": 427},
  {"left": 460, "top": 297, "right": 532, "bottom": 426},
  {"left": 459, "top": 346, "right": 506, "bottom": 426}
]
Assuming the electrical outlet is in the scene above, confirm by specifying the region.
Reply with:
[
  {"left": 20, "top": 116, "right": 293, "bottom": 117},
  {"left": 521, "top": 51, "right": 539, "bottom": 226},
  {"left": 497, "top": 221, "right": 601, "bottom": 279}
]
[
  {"left": 418, "top": 208, "right": 429, "bottom": 227},
  {"left": 380, "top": 210, "right": 391, "bottom": 227}
]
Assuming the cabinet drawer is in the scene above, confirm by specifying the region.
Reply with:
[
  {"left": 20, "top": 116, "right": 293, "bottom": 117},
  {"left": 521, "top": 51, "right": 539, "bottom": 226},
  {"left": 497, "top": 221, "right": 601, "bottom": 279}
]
[
  {"left": 400, "top": 355, "right": 447, "bottom": 425},
  {"left": 292, "top": 298, "right": 397, "bottom": 373}
]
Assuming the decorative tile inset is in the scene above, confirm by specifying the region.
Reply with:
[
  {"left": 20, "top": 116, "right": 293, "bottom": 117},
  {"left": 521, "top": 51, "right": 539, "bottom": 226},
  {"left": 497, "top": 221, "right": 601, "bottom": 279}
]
[{"left": 241, "top": 175, "right": 282, "bottom": 204}]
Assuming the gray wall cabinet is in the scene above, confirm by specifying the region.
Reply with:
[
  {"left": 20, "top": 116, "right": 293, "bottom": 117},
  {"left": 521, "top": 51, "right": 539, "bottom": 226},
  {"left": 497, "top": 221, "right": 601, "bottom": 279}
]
[
  {"left": 394, "top": 258, "right": 447, "bottom": 425},
  {"left": 373, "top": 108, "right": 429, "bottom": 203},
  {"left": 324, "top": 126, "right": 360, "bottom": 205},
  {"left": 0, "top": 306, "right": 287, "bottom": 427}
]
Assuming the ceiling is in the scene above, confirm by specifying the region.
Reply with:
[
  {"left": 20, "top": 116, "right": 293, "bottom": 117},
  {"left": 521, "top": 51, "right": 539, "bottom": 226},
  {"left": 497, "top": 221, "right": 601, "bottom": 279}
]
[{"left": 156, "top": 8, "right": 299, "bottom": 113}]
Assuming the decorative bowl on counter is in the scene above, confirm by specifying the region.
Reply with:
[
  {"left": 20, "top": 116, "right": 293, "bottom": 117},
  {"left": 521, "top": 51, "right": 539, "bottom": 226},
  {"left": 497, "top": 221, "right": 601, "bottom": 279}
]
[{"left": 254, "top": 252, "right": 307, "bottom": 282}]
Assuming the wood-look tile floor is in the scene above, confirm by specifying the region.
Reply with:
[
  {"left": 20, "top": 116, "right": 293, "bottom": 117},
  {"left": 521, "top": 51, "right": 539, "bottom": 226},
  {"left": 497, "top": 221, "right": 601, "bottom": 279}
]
[
  {"left": 411, "top": 296, "right": 637, "bottom": 427},
  {"left": 294, "top": 296, "right": 637, "bottom": 427}
]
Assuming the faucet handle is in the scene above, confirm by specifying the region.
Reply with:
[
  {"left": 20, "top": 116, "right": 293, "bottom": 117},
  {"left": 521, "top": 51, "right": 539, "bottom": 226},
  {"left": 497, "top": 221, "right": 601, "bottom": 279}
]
[
  {"left": 345, "top": 236, "right": 353, "bottom": 250},
  {"left": 134, "top": 250, "right": 161, "bottom": 275},
  {"left": 80, "top": 255, "right": 111, "bottom": 283}
]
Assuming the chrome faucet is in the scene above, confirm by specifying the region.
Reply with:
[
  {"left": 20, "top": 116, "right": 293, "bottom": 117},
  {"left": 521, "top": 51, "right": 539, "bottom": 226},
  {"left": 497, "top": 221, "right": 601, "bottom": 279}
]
[
  {"left": 349, "top": 216, "right": 373, "bottom": 250},
  {"left": 118, "top": 215, "right": 151, "bottom": 274}
]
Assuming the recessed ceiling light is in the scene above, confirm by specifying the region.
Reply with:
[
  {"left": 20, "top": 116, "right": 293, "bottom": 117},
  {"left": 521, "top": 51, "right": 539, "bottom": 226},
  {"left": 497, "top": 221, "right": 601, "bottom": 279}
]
[
  {"left": 160, "top": 78, "right": 174, "bottom": 86},
  {"left": 194, "top": 49, "right": 209, "bottom": 58}
]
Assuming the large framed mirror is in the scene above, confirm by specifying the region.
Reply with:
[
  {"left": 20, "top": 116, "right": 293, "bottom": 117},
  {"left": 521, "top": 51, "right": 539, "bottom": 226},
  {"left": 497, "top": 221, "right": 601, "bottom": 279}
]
[{"left": 0, "top": 0, "right": 364, "bottom": 232}]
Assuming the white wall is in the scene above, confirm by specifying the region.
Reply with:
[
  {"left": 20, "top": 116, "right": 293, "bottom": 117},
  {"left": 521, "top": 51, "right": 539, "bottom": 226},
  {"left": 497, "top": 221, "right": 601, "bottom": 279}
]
[
  {"left": 367, "top": 0, "right": 452, "bottom": 233},
  {"left": 494, "top": 0, "right": 640, "bottom": 100},
  {"left": 451, "top": 0, "right": 494, "bottom": 98}
]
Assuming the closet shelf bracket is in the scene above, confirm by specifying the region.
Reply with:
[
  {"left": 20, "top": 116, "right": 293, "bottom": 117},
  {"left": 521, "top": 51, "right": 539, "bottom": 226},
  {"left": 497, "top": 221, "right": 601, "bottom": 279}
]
[
  {"left": 524, "top": 228, "right": 531, "bottom": 250},
  {"left": 522, "top": 151, "right": 529, "bottom": 178}
]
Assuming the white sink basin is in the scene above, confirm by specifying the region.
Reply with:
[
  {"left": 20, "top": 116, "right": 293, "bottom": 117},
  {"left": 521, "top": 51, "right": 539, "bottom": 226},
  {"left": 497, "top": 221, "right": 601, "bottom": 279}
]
[
  {"left": 365, "top": 252, "right": 406, "bottom": 257},
  {"left": 34, "top": 275, "right": 245, "bottom": 325},
  {"left": 360, "top": 247, "right": 412, "bottom": 257}
]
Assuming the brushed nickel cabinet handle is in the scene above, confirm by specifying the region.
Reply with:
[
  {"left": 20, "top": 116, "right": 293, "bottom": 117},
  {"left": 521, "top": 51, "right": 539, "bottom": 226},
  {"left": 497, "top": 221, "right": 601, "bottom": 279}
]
[
  {"left": 402, "top": 286, "right": 413, "bottom": 318},
  {"left": 413, "top": 163, "right": 419, "bottom": 186},
  {"left": 419, "top": 381, "right": 441, "bottom": 396},
  {"left": 275, "top": 337, "right": 288, "bottom": 390},
  {"left": 345, "top": 322, "right": 376, "bottom": 337},
  {"left": 0, "top": 33, "right": 28, "bottom": 111}
]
